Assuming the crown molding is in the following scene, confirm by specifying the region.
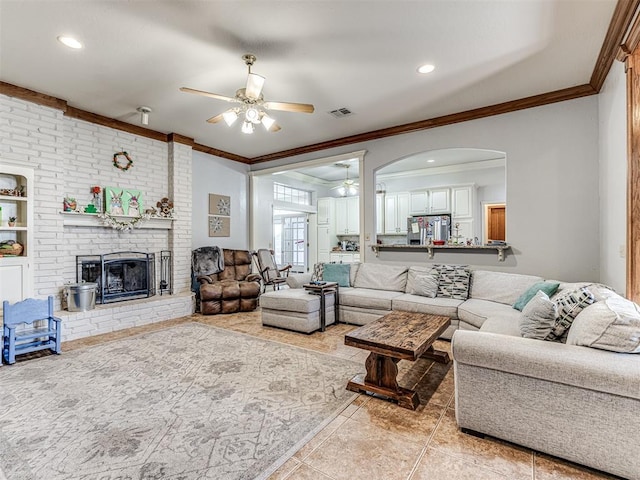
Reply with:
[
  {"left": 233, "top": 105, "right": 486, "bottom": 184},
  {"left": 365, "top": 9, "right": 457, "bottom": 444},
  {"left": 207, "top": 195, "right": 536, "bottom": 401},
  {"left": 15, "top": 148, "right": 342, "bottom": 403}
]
[
  {"left": 249, "top": 84, "right": 597, "bottom": 164},
  {"left": 65, "top": 106, "right": 168, "bottom": 142},
  {"left": 591, "top": 0, "right": 640, "bottom": 89},
  {"left": 0, "top": 81, "right": 67, "bottom": 111},
  {"left": 192, "top": 143, "right": 252, "bottom": 164}
]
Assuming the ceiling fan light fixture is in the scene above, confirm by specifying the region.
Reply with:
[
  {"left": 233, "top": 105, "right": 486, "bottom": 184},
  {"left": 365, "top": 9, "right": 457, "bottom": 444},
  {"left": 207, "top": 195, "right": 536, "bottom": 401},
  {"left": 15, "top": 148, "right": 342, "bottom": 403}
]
[
  {"left": 223, "top": 110, "right": 239, "bottom": 126},
  {"left": 337, "top": 186, "right": 346, "bottom": 197},
  {"left": 261, "top": 113, "right": 276, "bottom": 131},
  {"left": 348, "top": 185, "right": 358, "bottom": 196},
  {"left": 241, "top": 121, "right": 254, "bottom": 134},
  {"left": 245, "top": 107, "right": 260, "bottom": 123}
]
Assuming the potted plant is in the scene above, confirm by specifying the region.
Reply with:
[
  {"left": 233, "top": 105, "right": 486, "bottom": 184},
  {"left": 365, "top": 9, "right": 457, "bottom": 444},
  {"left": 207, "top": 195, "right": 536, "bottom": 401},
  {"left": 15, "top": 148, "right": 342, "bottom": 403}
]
[{"left": 8, "top": 216, "right": 16, "bottom": 227}]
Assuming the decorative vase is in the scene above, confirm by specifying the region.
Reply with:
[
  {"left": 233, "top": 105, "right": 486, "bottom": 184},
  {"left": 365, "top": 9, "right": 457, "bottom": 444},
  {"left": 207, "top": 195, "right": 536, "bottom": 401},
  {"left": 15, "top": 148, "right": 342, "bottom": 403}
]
[{"left": 92, "top": 193, "right": 102, "bottom": 213}]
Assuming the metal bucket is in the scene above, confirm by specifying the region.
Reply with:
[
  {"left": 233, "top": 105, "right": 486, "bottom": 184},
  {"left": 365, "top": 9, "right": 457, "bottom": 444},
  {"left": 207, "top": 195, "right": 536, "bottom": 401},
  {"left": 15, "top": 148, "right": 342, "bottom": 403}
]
[{"left": 65, "top": 283, "right": 97, "bottom": 312}]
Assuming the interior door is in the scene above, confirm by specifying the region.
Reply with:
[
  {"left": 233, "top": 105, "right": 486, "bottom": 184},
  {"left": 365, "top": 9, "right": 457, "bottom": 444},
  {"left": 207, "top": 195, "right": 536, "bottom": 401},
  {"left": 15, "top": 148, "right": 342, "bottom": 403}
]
[{"left": 487, "top": 205, "right": 506, "bottom": 241}]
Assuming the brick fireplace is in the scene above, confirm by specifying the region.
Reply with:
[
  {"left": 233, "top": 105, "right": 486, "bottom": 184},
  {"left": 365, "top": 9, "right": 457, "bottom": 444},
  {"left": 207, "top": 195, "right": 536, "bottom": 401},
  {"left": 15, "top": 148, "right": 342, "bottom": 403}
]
[{"left": 1, "top": 94, "right": 195, "bottom": 341}]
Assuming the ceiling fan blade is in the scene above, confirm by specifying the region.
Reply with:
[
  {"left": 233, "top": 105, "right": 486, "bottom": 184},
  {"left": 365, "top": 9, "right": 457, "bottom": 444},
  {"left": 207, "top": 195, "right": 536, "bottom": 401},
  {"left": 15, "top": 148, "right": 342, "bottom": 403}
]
[
  {"left": 263, "top": 101, "right": 315, "bottom": 114},
  {"left": 206, "top": 112, "right": 226, "bottom": 124},
  {"left": 179, "top": 87, "right": 237, "bottom": 103},
  {"left": 245, "top": 73, "right": 265, "bottom": 100},
  {"left": 269, "top": 122, "right": 281, "bottom": 132}
]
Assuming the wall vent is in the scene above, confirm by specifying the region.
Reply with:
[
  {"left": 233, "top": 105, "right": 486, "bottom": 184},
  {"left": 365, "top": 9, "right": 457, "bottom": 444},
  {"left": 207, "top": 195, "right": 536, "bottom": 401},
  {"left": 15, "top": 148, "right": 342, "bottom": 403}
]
[{"left": 328, "top": 107, "right": 353, "bottom": 118}]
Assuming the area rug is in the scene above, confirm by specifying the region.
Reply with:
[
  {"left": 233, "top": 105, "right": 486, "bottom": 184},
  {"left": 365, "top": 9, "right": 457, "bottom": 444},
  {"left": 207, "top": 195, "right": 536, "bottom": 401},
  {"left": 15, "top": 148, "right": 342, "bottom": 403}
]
[{"left": 0, "top": 323, "right": 361, "bottom": 480}]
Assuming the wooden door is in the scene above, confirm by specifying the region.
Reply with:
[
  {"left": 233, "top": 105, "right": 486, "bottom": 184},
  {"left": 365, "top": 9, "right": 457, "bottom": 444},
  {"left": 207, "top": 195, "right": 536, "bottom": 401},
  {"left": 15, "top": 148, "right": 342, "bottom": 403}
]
[{"left": 487, "top": 205, "right": 506, "bottom": 241}]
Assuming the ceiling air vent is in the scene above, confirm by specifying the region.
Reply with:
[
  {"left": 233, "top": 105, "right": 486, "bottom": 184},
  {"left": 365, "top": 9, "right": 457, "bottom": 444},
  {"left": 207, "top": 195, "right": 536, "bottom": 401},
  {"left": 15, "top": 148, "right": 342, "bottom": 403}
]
[{"left": 328, "top": 107, "right": 353, "bottom": 118}]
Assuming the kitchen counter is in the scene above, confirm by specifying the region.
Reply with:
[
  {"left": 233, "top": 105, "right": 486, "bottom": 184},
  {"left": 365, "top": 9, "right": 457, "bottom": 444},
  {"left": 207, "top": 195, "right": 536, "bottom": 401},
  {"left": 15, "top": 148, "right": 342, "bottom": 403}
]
[{"left": 371, "top": 243, "right": 510, "bottom": 261}]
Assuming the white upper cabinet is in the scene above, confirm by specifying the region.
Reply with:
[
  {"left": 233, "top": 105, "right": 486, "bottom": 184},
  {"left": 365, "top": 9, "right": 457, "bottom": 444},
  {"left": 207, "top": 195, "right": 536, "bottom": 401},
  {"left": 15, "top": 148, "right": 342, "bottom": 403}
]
[
  {"left": 409, "top": 191, "right": 428, "bottom": 214},
  {"left": 335, "top": 196, "right": 359, "bottom": 235},
  {"left": 376, "top": 193, "right": 385, "bottom": 235},
  {"left": 452, "top": 185, "right": 475, "bottom": 218},
  {"left": 384, "top": 193, "right": 410, "bottom": 234},
  {"left": 428, "top": 188, "right": 450, "bottom": 214},
  {"left": 317, "top": 197, "right": 335, "bottom": 225}
]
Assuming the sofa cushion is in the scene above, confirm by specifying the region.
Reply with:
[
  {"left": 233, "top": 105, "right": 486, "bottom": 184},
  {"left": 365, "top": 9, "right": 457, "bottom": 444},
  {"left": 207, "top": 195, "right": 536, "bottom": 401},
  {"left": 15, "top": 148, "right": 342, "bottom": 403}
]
[
  {"left": 434, "top": 264, "right": 471, "bottom": 300},
  {"left": 353, "top": 264, "right": 408, "bottom": 292},
  {"left": 349, "top": 262, "right": 361, "bottom": 286},
  {"left": 512, "top": 281, "right": 560, "bottom": 311},
  {"left": 480, "top": 316, "right": 522, "bottom": 337},
  {"left": 339, "top": 287, "right": 403, "bottom": 310},
  {"left": 322, "top": 263, "right": 351, "bottom": 287},
  {"left": 470, "top": 270, "right": 544, "bottom": 305},
  {"left": 413, "top": 273, "right": 439, "bottom": 298},
  {"left": 546, "top": 286, "right": 596, "bottom": 342},
  {"left": 260, "top": 288, "right": 334, "bottom": 313},
  {"left": 519, "top": 290, "right": 557, "bottom": 339},
  {"left": 392, "top": 294, "right": 463, "bottom": 318},
  {"left": 567, "top": 296, "right": 640, "bottom": 353},
  {"left": 458, "top": 298, "right": 522, "bottom": 329},
  {"left": 405, "top": 266, "right": 435, "bottom": 294}
]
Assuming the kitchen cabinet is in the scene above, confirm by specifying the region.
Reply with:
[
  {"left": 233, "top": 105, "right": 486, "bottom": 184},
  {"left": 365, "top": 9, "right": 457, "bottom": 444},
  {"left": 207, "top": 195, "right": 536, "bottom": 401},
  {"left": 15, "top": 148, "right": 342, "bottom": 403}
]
[
  {"left": 384, "top": 193, "right": 410, "bottom": 234},
  {"left": 452, "top": 185, "right": 474, "bottom": 218},
  {"left": 0, "top": 164, "right": 34, "bottom": 304},
  {"left": 451, "top": 184, "right": 476, "bottom": 242},
  {"left": 317, "top": 225, "right": 332, "bottom": 263},
  {"left": 329, "top": 252, "right": 360, "bottom": 263},
  {"left": 317, "top": 197, "right": 334, "bottom": 225},
  {"left": 376, "top": 193, "right": 385, "bottom": 235},
  {"left": 428, "top": 188, "right": 450, "bottom": 214},
  {"left": 335, "top": 196, "right": 359, "bottom": 235},
  {"left": 409, "top": 191, "right": 428, "bottom": 214}
]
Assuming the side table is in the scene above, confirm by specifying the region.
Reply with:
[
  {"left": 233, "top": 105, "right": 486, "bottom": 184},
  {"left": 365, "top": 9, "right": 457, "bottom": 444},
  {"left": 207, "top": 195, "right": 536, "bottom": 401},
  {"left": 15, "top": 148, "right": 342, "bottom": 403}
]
[{"left": 302, "top": 282, "right": 340, "bottom": 332}]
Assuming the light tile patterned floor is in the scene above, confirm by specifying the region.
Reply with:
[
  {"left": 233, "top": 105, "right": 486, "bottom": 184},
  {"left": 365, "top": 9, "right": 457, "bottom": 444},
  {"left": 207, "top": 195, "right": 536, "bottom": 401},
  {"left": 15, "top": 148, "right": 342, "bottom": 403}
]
[{"left": 56, "top": 310, "right": 618, "bottom": 480}]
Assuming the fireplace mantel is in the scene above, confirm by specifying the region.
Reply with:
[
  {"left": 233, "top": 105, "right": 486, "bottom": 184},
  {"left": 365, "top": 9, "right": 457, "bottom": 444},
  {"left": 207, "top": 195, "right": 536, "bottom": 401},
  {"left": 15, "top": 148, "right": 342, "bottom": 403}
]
[{"left": 60, "top": 211, "right": 174, "bottom": 230}]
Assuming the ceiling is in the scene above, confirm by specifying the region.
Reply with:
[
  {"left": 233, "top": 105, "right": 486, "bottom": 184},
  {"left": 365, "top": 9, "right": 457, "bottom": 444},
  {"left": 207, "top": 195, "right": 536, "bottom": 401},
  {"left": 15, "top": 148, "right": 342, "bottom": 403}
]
[{"left": 0, "top": 1, "right": 617, "bottom": 160}]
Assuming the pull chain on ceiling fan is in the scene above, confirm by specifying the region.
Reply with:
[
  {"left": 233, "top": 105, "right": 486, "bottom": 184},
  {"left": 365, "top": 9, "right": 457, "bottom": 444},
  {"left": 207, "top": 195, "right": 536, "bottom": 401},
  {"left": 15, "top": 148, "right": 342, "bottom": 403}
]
[{"left": 180, "top": 54, "right": 315, "bottom": 134}]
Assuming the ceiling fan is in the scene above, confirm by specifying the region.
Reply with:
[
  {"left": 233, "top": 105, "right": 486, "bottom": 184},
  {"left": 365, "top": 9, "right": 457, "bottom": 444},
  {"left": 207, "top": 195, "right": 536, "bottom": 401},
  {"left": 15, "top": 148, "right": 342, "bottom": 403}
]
[
  {"left": 180, "top": 54, "right": 315, "bottom": 134},
  {"left": 331, "top": 163, "right": 359, "bottom": 196}
]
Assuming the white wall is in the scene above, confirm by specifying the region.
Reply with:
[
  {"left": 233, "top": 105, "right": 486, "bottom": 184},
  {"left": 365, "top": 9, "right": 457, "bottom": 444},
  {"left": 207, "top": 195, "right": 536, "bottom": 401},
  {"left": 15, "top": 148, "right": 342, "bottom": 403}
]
[
  {"left": 598, "top": 61, "right": 627, "bottom": 294},
  {"left": 252, "top": 96, "right": 600, "bottom": 282},
  {"left": 191, "top": 150, "right": 250, "bottom": 250}
]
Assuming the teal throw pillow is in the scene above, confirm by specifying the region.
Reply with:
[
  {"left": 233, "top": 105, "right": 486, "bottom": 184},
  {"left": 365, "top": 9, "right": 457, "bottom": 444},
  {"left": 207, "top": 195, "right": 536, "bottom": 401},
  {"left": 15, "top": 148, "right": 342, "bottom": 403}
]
[
  {"left": 322, "top": 263, "right": 351, "bottom": 287},
  {"left": 513, "top": 281, "right": 561, "bottom": 311}
]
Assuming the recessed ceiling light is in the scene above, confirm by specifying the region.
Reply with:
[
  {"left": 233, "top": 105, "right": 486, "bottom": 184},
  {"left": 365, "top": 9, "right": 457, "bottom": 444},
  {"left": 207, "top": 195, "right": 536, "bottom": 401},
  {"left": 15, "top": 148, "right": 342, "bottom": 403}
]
[
  {"left": 427, "top": 159, "right": 435, "bottom": 163},
  {"left": 417, "top": 64, "right": 435, "bottom": 74},
  {"left": 57, "top": 36, "right": 83, "bottom": 49}
]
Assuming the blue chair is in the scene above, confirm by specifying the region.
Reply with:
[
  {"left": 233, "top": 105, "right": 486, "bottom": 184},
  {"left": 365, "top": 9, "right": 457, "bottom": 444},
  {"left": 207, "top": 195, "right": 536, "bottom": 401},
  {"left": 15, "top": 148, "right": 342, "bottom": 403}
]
[{"left": 2, "top": 296, "right": 62, "bottom": 365}]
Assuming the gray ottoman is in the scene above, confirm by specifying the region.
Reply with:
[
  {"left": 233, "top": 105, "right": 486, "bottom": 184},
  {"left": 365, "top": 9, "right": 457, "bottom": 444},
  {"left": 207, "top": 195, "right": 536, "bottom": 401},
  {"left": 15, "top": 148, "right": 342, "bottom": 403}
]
[{"left": 260, "top": 288, "right": 336, "bottom": 333}]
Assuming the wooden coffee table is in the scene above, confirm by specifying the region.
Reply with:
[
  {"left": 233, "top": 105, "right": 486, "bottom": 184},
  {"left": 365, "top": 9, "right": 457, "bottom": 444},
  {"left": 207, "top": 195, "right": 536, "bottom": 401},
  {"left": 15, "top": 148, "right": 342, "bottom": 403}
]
[{"left": 345, "top": 311, "right": 451, "bottom": 410}]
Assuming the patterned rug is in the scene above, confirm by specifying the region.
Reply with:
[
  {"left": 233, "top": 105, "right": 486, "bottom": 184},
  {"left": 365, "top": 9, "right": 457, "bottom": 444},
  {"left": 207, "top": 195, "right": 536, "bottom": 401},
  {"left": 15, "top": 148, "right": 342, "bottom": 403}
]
[{"left": 0, "top": 323, "right": 361, "bottom": 480}]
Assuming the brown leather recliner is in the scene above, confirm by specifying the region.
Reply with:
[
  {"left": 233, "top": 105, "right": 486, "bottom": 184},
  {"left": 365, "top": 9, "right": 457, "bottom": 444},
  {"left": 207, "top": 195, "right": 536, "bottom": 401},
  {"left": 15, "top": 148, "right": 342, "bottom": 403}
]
[{"left": 197, "top": 249, "right": 261, "bottom": 314}]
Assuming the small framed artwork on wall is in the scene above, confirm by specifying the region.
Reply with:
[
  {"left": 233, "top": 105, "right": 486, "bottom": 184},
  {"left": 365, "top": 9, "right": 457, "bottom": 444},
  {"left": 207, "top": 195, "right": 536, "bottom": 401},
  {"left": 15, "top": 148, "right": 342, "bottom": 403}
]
[
  {"left": 208, "top": 193, "right": 231, "bottom": 237},
  {"left": 209, "top": 216, "right": 230, "bottom": 237},
  {"left": 209, "top": 194, "right": 231, "bottom": 216}
]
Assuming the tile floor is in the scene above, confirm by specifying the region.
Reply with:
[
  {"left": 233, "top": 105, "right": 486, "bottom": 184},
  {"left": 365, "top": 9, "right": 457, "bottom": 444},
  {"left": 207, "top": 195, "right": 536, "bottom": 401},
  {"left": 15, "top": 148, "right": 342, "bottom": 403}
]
[{"left": 56, "top": 310, "right": 618, "bottom": 480}]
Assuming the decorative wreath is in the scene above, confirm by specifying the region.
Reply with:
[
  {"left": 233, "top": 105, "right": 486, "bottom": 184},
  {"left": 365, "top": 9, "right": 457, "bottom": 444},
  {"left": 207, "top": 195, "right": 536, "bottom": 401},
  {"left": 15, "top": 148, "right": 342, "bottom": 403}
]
[{"left": 113, "top": 151, "right": 133, "bottom": 171}]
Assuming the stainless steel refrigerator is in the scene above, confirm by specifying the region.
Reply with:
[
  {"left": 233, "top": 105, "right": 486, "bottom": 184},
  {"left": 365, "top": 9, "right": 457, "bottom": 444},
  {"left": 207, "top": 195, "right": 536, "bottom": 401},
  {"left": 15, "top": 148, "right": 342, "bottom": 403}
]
[{"left": 406, "top": 214, "right": 451, "bottom": 245}]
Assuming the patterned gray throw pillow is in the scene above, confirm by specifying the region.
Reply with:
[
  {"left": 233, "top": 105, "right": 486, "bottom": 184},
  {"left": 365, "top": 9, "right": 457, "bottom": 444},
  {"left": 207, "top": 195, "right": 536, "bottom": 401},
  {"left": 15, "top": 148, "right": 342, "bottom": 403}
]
[
  {"left": 546, "top": 286, "right": 596, "bottom": 342},
  {"left": 434, "top": 264, "right": 471, "bottom": 300},
  {"left": 311, "top": 263, "right": 324, "bottom": 282}
]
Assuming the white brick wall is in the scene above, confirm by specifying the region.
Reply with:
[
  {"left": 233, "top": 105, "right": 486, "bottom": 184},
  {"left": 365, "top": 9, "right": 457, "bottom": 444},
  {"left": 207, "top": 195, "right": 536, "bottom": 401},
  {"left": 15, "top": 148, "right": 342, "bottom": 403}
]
[{"left": 0, "top": 94, "right": 196, "bottom": 341}]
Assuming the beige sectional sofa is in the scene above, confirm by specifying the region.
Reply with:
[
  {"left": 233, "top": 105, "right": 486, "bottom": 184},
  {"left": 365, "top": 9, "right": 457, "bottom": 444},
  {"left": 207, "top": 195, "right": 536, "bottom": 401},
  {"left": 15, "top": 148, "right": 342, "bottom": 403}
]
[{"left": 262, "top": 262, "right": 640, "bottom": 479}]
